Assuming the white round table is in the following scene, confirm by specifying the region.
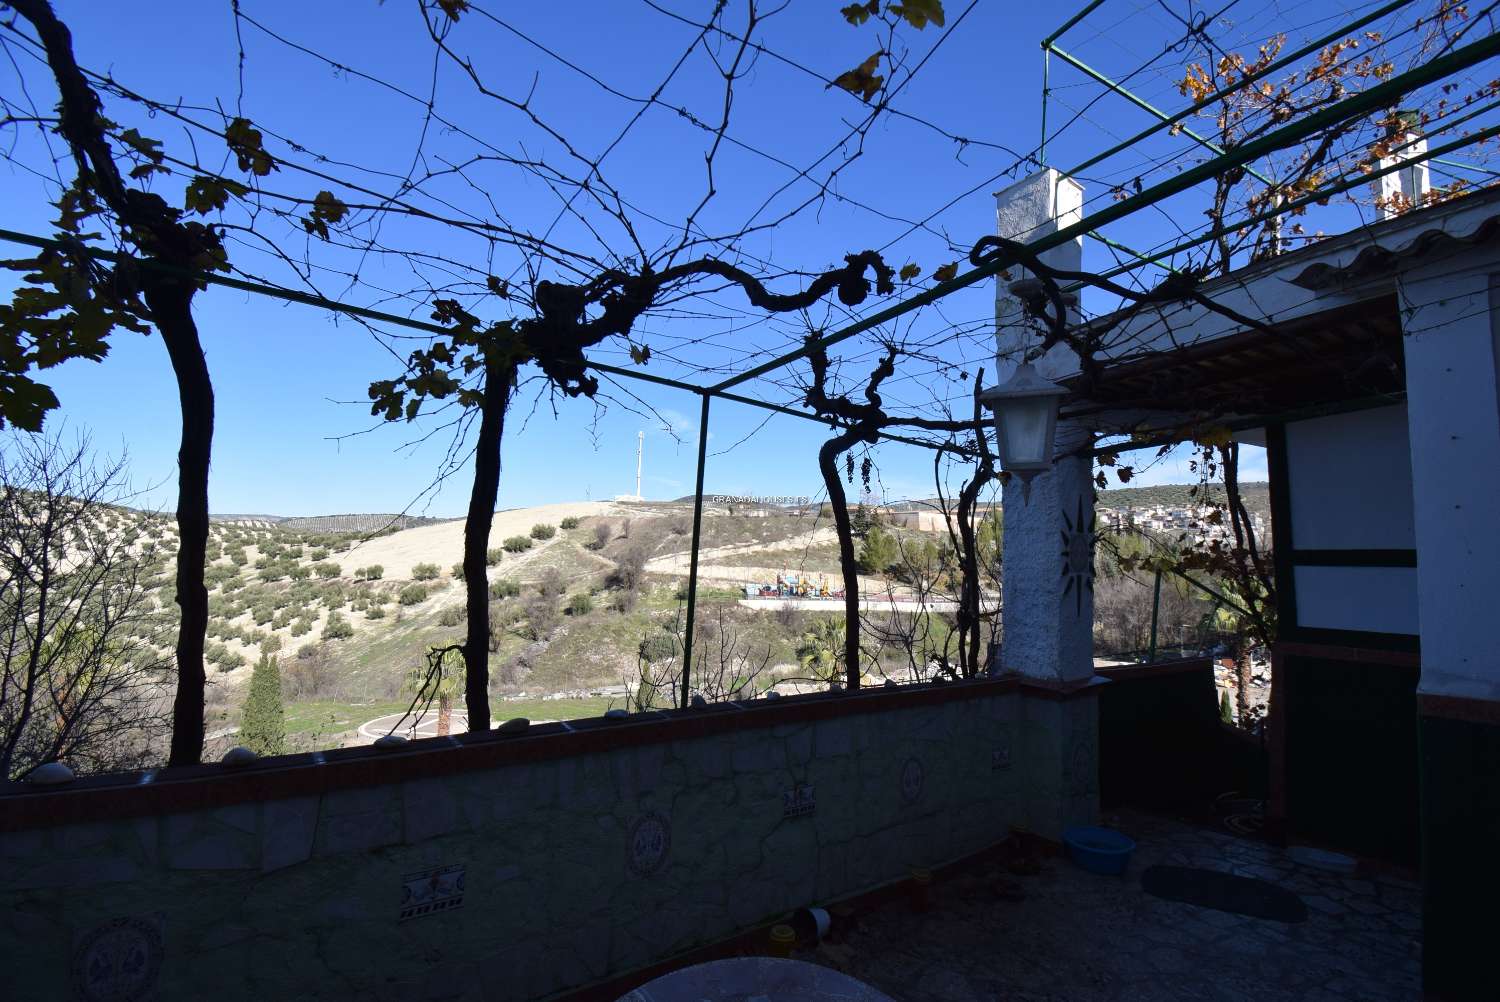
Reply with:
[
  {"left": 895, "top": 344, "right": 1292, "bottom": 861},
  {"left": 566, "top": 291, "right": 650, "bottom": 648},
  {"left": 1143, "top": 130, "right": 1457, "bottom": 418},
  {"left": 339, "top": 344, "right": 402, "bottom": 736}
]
[{"left": 617, "top": 957, "right": 898, "bottom": 1001}]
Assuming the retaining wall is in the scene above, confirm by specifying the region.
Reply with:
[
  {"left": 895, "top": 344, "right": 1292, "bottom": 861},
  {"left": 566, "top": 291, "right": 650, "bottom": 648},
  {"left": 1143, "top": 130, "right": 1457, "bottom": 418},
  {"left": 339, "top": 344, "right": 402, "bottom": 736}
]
[{"left": 0, "top": 676, "right": 1100, "bottom": 1002}]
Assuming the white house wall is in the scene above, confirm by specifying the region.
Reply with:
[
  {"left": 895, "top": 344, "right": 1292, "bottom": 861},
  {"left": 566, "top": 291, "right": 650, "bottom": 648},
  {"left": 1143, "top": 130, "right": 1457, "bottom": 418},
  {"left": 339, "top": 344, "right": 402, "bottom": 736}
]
[
  {"left": 1292, "top": 565, "right": 1419, "bottom": 635},
  {"left": 1284, "top": 405, "right": 1415, "bottom": 550}
]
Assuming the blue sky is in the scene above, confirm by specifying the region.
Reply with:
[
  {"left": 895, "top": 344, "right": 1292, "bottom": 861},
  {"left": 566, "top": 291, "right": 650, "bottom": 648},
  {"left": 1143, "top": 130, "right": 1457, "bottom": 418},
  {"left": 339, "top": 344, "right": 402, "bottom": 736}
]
[{"left": 4, "top": 0, "right": 1409, "bottom": 515}]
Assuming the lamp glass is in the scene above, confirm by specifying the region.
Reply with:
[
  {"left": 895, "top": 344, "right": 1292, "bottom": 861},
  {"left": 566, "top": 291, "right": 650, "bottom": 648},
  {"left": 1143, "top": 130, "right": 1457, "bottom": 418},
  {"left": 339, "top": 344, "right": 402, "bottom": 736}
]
[{"left": 996, "top": 396, "right": 1054, "bottom": 467}]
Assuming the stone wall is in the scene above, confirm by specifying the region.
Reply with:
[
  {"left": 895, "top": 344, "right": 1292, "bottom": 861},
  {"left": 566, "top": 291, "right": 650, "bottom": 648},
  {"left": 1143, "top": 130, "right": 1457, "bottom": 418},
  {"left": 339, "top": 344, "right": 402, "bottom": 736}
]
[{"left": 0, "top": 679, "right": 1094, "bottom": 1002}]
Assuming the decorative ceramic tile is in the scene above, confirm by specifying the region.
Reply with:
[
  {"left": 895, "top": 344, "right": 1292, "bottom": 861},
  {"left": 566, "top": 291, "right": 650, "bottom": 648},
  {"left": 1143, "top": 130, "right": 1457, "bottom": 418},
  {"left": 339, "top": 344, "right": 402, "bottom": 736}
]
[
  {"left": 900, "top": 757, "right": 925, "bottom": 803},
  {"left": 71, "top": 914, "right": 163, "bottom": 1002},
  {"left": 783, "top": 783, "right": 816, "bottom": 819},
  {"left": 627, "top": 811, "right": 671, "bottom": 876},
  {"left": 400, "top": 863, "right": 465, "bottom": 921}
]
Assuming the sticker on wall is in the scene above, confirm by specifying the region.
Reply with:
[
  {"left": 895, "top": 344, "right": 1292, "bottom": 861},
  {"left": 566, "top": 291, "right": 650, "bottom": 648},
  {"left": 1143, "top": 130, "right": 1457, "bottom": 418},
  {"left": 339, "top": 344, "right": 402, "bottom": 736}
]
[
  {"left": 992, "top": 742, "right": 1011, "bottom": 770},
  {"left": 627, "top": 811, "right": 671, "bottom": 876},
  {"left": 71, "top": 914, "right": 164, "bottom": 1002},
  {"left": 1059, "top": 496, "right": 1096, "bottom": 616},
  {"left": 783, "top": 783, "right": 816, "bottom": 818},
  {"left": 400, "top": 863, "right": 466, "bottom": 921},
  {"left": 899, "top": 757, "right": 925, "bottom": 803}
]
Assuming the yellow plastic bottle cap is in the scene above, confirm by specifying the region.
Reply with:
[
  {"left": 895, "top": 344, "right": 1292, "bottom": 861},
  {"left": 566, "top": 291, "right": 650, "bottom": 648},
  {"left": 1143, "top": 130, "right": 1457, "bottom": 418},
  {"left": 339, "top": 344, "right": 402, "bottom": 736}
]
[{"left": 770, "top": 924, "right": 796, "bottom": 943}]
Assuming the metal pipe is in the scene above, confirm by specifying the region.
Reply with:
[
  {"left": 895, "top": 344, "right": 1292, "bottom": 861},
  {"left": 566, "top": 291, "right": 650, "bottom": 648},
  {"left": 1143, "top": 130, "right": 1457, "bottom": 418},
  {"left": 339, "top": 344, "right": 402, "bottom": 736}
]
[
  {"left": 1040, "top": 46, "right": 1051, "bottom": 166},
  {"left": 1064, "top": 0, "right": 1418, "bottom": 178},
  {"left": 1147, "top": 567, "right": 1162, "bottom": 663},
  {"left": 1042, "top": 0, "right": 1111, "bottom": 47},
  {"left": 708, "top": 29, "right": 1500, "bottom": 395},
  {"left": 1049, "top": 44, "right": 1274, "bottom": 185},
  {"left": 1061, "top": 115, "right": 1500, "bottom": 294},
  {"left": 679, "top": 392, "right": 711, "bottom": 708}
]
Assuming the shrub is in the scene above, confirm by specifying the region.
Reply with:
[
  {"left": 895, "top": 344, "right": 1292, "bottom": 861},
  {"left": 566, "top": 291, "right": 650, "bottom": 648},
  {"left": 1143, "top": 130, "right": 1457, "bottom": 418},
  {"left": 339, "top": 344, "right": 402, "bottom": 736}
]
[
  {"left": 398, "top": 584, "right": 429, "bottom": 606},
  {"left": 283, "top": 643, "right": 335, "bottom": 700},
  {"left": 452, "top": 562, "right": 466, "bottom": 580},
  {"left": 439, "top": 604, "right": 466, "bottom": 627},
  {"left": 361, "top": 565, "right": 385, "bottom": 581},
  {"left": 488, "top": 578, "right": 520, "bottom": 600},
  {"left": 503, "top": 536, "right": 533, "bottom": 553},
  {"left": 589, "top": 523, "right": 611, "bottom": 551},
  {"left": 310, "top": 547, "right": 329, "bottom": 561},
  {"left": 288, "top": 563, "right": 312, "bottom": 581},
  {"left": 607, "top": 545, "right": 649, "bottom": 593},
  {"left": 322, "top": 613, "right": 354, "bottom": 641},
  {"left": 524, "top": 593, "right": 560, "bottom": 640},
  {"left": 560, "top": 516, "right": 580, "bottom": 530},
  {"left": 365, "top": 604, "right": 386, "bottom": 620},
  {"left": 290, "top": 617, "right": 313, "bottom": 638},
  {"left": 252, "top": 604, "right": 275, "bottom": 626},
  {"left": 537, "top": 567, "right": 567, "bottom": 599},
  {"left": 639, "top": 629, "right": 679, "bottom": 664},
  {"left": 412, "top": 562, "right": 442, "bottom": 581},
  {"left": 314, "top": 562, "right": 341, "bottom": 579},
  {"left": 485, "top": 548, "right": 504, "bottom": 566},
  {"left": 207, "top": 642, "right": 247, "bottom": 672},
  {"left": 530, "top": 523, "right": 556, "bottom": 541},
  {"left": 567, "top": 593, "right": 594, "bottom": 616}
]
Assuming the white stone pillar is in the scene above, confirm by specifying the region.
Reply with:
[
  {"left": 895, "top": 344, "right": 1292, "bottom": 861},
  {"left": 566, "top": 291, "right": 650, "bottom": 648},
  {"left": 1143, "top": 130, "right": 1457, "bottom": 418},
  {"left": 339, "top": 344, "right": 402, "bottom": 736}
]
[
  {"left": 1000, "top": 421, "right": 1096, "bottom": 683},
  {"left": 1402, "top": 265, "right": 1500, "bottom": 702},
  {"left": 994, "top": 170, "right": 1084, "bottom": 382},
  {"left": 991, "top": 170, "right": 1095, "bottom": 684},
  {"left": 990, "top": 171, "right": 1099, "bottom": 838}
]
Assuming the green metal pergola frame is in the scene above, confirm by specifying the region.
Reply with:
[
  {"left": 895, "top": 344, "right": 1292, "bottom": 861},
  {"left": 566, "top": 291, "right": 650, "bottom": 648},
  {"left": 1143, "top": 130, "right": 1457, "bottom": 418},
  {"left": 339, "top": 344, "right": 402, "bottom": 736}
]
[{"left": 3, "top": 17, "right": 1496, "bottom": 703}]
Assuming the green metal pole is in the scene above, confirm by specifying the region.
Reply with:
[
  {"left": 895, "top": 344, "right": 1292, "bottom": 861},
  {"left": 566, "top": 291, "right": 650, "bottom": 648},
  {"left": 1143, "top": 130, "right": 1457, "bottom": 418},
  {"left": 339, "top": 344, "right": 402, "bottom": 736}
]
[
  {"left": 1049, "top": 44, "right": 1275, "bottom": 186},
  {"left": 1147, "top": 567, "right": 1162, "bottom": 663},
  {"left": 709, "top": 28, "right": 1500, "bottom": 394},
  {"left": 680, "top": 391, "right": 711, "bottom": 708},
  {"left": 1040, "top": 46, "right": 1051, "bottom": 167},
  {"left": 1042, "top": 0, "right": 1111, "bottom": 47},
  {"left": 1059, "top": 116, "right": 1500, "bottom": 294},
  {"left": 1065, "top": 0, "right": 1418, "bottom": 177}
]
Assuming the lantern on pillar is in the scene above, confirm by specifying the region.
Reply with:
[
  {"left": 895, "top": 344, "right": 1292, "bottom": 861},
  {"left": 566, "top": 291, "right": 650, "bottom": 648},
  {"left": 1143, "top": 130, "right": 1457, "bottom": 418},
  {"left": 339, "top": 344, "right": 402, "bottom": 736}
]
[{"left": 978, "top": 361, "right": 1069, "bottom": 500}]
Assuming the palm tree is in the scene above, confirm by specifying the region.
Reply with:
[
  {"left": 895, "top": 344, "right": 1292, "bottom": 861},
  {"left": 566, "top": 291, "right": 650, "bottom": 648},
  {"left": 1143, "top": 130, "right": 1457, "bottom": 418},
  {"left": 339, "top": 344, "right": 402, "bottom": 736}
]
[
  {"left": 796, "top": 618, "right": 846, "bottom": 685},
  {"left": 402, "top": 651, "right": 467, "bottom": 737}
]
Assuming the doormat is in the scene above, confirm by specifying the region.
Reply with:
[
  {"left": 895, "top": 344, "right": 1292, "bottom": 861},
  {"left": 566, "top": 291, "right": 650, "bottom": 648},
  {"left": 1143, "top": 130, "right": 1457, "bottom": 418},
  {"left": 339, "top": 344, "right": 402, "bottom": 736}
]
[{"left": 1140, "top": 865, "right": 1308, "bottom": 923}]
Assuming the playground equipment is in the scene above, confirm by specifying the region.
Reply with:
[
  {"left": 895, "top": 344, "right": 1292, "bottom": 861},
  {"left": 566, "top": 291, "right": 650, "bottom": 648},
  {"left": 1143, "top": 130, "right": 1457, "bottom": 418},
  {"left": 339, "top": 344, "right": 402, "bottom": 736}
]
[{"left": 743, "top": 573, "right": 845, "bottom": 600}]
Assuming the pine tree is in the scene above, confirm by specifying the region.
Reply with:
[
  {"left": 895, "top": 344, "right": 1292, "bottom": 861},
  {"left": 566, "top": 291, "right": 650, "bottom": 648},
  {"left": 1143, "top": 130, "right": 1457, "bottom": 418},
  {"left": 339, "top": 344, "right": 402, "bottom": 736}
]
[
  {"left": 852, "top": 502, "right": 872, "bottom": 540},
  {"left": 241, "top": 653, "right": 285, "bottom": 756},
  {"left": 1219, "top": 688, "right": 1234, "bottom": 725},
  {"left": 857, "top": 525, "right": 898, "bottom": 575}
]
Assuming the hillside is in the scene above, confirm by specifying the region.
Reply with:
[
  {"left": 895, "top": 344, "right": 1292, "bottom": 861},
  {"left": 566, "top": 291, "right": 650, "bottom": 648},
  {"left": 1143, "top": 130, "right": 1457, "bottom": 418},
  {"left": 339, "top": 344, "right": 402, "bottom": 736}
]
[
  {"left": 95, "top": 498, "right": 918, "bottom": 759},
  {"left": 1094, "top": 481, "right": 1271, "bottom": 521}
]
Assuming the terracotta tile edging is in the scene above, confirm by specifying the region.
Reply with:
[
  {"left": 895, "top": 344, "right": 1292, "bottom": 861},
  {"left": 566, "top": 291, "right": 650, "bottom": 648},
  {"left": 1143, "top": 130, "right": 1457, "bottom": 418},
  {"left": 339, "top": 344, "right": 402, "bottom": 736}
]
[
  {"left": 1273, "top": 641, "right": 1420, "bottom": 669},
  {"left": 1093, "top": 656, "right": 1213, "bottom": 682},
  {"left": 0, "top": 674, "right": 1051, "bottom": 833},
  {"left": 1418, "top": 692, "right": 1500, "bottom": 726}
]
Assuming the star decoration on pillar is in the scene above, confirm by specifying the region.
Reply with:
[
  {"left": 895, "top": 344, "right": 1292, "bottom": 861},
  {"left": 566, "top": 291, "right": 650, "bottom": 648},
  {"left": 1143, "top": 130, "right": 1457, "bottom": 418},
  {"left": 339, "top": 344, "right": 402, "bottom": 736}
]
[{"left": 1059, "top": 496, "right": 1096, "bottom": 617}]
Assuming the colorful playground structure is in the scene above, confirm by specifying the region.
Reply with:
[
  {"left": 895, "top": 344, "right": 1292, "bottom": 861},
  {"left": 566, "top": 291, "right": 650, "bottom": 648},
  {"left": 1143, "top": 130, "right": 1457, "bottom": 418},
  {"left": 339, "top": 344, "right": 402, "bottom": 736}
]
[{"left": 743, "top": 573, "right": 845, "bottom": 600}]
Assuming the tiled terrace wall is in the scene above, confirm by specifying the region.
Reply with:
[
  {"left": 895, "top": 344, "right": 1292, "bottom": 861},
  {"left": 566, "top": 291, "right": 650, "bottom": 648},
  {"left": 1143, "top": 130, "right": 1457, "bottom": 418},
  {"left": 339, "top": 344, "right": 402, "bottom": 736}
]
[{"left": 0, "top": 677, "right": 1095, "bottom": 1001}]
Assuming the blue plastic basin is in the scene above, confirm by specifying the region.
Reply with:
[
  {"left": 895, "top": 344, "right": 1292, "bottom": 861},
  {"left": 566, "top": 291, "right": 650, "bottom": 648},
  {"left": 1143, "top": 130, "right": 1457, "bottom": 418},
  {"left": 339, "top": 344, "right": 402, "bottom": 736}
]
[{"left": 1062, "top": 826, "right": 1136, "bottom": 875}]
